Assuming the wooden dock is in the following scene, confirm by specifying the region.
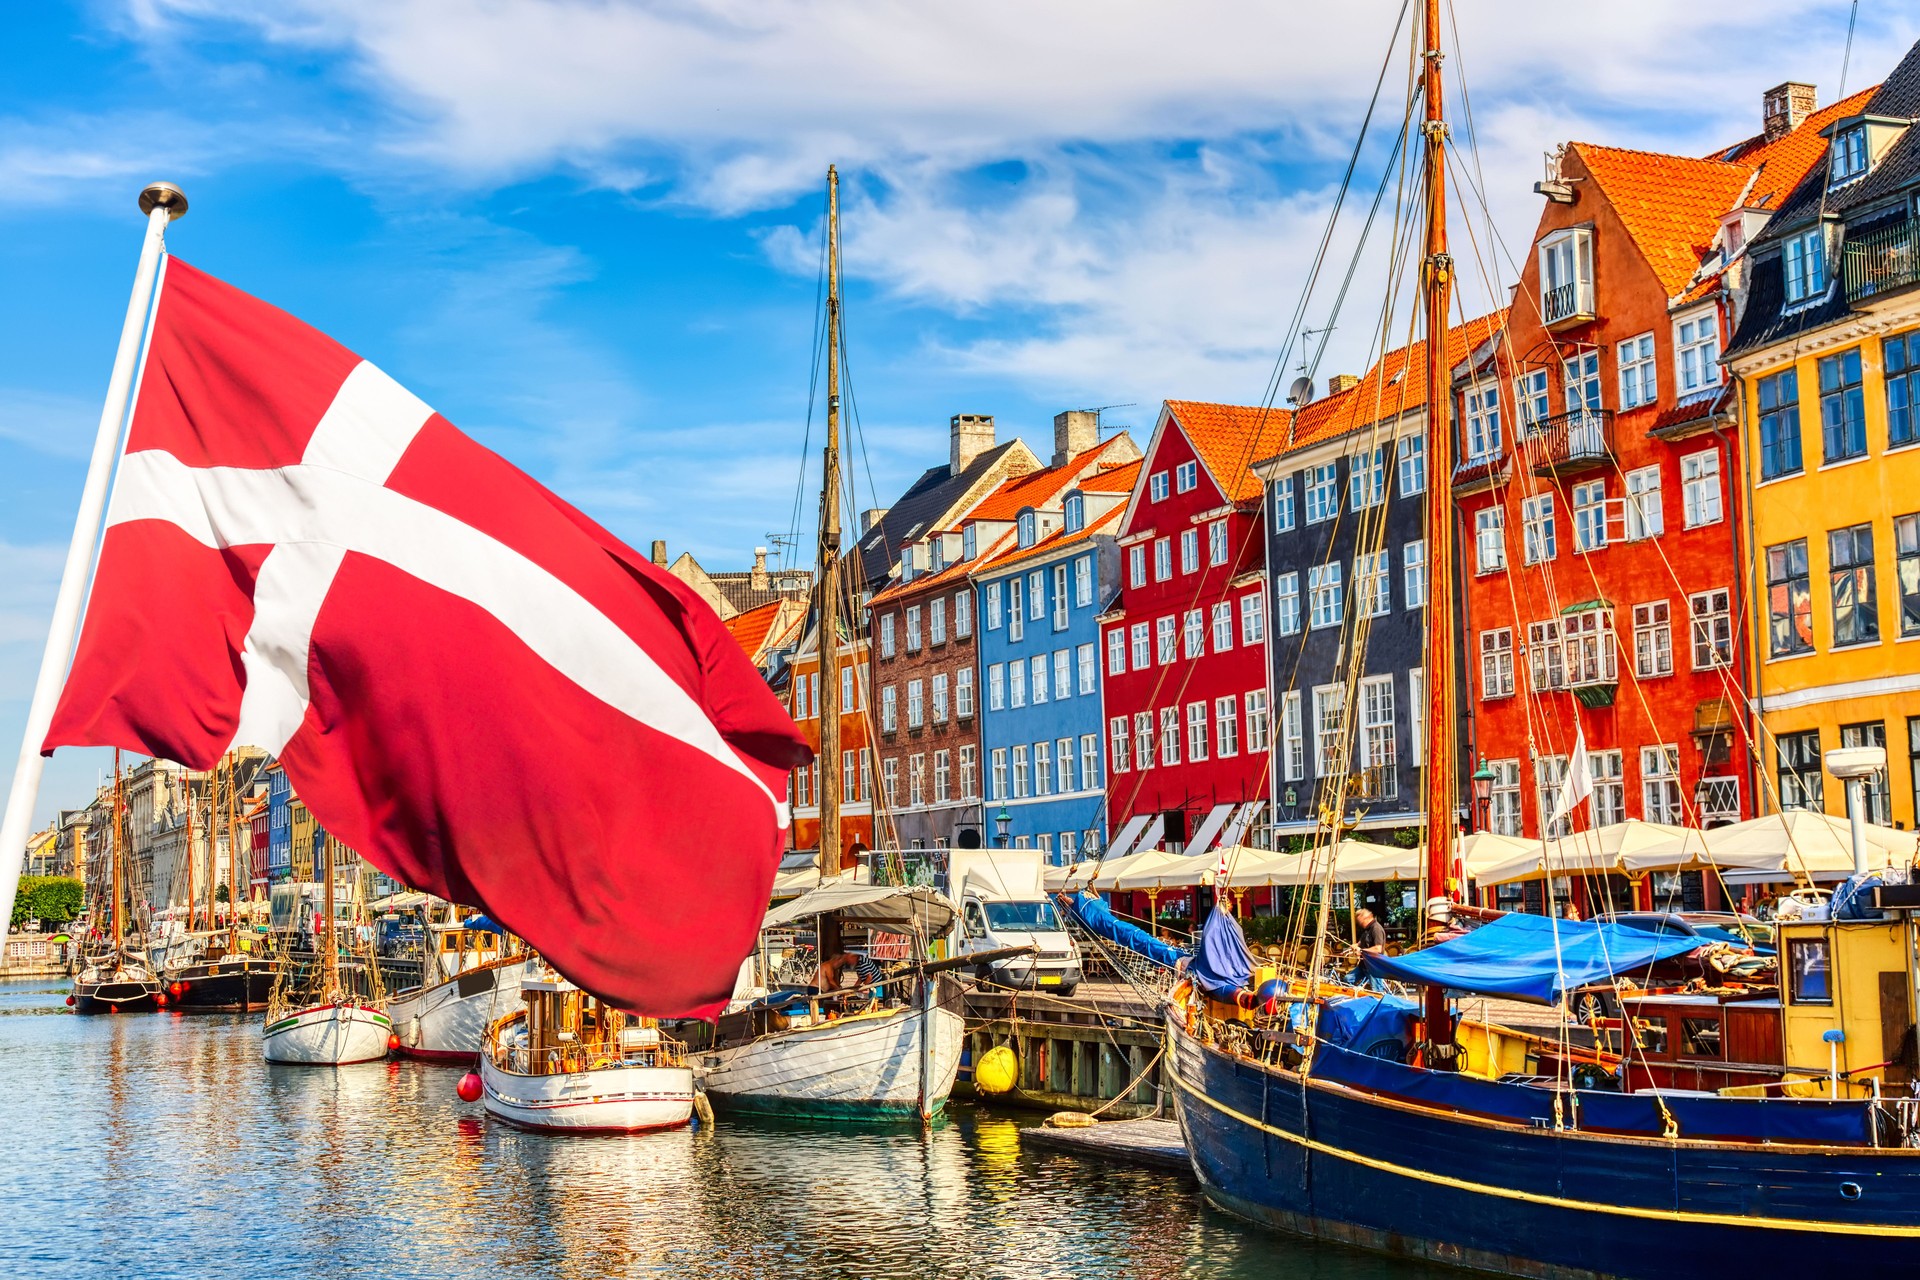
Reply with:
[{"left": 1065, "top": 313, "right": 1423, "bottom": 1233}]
[
  {"left": 1021, "top": 1117, "right": 1192, "bottom": 1175},
  {"left": 961, "top": 981, "right": 1168, "bottom": 1119}
]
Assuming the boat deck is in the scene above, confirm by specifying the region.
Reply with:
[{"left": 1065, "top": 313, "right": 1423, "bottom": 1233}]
[{"left": 1020, "top": 1117, "right": 1191, "bottom": 1175}]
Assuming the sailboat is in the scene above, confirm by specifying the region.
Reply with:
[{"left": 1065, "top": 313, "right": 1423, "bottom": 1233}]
[
  {"left": 165, "top": 753, "right": 280, "bottom": 1012},
  {"left": 71, "top": 749, "right": 162, "bottom": 1014},
  {"left": 480, "top": 965, "right": 695, "bottom": 1133},
  {"left": 1163, "top": 3, "right": 1920, "bottom": 1274},
  {"left": 261, "top": 830, "right": 390, "bottom": 1064},
  {"left": 388, "top": 906, "right": 542, "bottom": 1062},
  {"left": 685, "top": 167, "right": 966, "bottom": 1121}
]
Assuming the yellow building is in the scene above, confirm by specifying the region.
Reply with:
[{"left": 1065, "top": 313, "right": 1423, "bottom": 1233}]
[{"left": 1725, "top": 61, "right": 1920, "bottom": 829}]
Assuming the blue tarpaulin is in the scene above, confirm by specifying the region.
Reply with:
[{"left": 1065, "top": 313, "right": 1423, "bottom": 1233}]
[
  {"left": 1360, "top": 912, "right": 1702, "bottom": 1004},
  {"left": 1189, "top": 907, "right": 1253, "bottom": 1000},
  {"left": 1061, "top": 892, "right": 1189, "bottom": 970},
  {"left": 1318, "top": 993, "right": 1419, "bottom": 1051}
]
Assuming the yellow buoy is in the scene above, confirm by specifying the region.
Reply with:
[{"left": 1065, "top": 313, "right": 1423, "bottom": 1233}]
[{"left": 974, "top": 1045, "right": 1019, "bottom": 1094}]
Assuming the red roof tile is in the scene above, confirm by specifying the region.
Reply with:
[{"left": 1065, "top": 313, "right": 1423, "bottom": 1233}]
[
  {"left": 1280, "top": 308, "right": 1507, "bottom": 452},
  {"left": 1716, "top": 87, "right": 1878, "bottom": 210},
  {"left": 979, "top": 502, "right": 1127, "bottom": 575},
  {"left": 1572, "top": 144, "right": 1755, "bottom": 298},
  {"left": 724, "top": 598, "right": 799, "bottom": 661},
  {"left": 1160, "top": 401, "right": 1294, "bottom": 503}
]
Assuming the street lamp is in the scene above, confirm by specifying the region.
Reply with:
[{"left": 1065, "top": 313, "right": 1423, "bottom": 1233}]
[
  {"left": 1470, "top": 762, "right": 1497, "bottom": 833},
  {"left": 993, "top": 808, "right": 1012, "bottom": 848},
  {"left": 1825, "top": 746, "right": 1887, "bottom": 878}
]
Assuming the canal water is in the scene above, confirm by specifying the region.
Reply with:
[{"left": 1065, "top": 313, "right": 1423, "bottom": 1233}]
[{"left": 0, "top": 978, "right": 1437, "bottom": 1279}]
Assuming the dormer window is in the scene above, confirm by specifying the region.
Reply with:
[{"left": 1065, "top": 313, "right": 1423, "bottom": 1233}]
[
  {"left": 1830, "top": 126, "right": 1868, "bottom": 185},
  {"left": 1064, "top": 492, "right": 1086, "bottom": 533},
  {"left": 930, "top": 538, "right": 945, "bottom": 572},
  {"left": 962, "top": 525, "right": 977, "bottom": 561},
  {"left": 1783, "top": 228, "right": 1827, "bottom": 304},
  {"left": 900, "top": 545, "right": 916, "bottom": 582},
  {"left": 1538, "top": 227, "right": 1595, "bottom": 329},
  {"left": 1017, "top": 510, "right": 1036, "bottom": 548}
]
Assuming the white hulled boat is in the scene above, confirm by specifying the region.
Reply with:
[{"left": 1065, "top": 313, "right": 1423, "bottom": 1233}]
[
  {"left": 480, "top": 970, "right": 694, "bottom": 1133},
  {"left": 389, "top": 915, "right": 540, "bottom": 1062},
  {"left": 262, "top": 832, "right": 387, "bottom": 1065},
  {"left": 693, "top": 881, "right": 965, "bottom": 1121}
]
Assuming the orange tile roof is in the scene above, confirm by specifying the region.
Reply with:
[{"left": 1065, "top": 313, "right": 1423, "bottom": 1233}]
[
  {"left": 725, "top": 599, "right": 789, "bottom": 659},
  {"left": 981, "top": 503, "right": 1127, "bottom": 575},
  {"left": 1278, "top": 308, "right": 1508, "bottom": 453},
  {"left": 965, "top": 436, "right": 1132, "bottom": 522},
  {"left": 1160, "top": 402, "right": 1294, "bottom": 503},
  {"left": 1716, "top": 87, "right": 1877, "bottom": 210},
  {"left": 1078, "top": 458, "right": 1142, "bottom": 494},
  {"left": 1571, "top": 143, "right": 1754, "bottom": 298}
]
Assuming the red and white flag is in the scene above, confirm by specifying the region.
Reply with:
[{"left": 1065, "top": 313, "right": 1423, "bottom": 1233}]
[{"left": 44, "top": 259, "right": 811, "bottom": 1018}]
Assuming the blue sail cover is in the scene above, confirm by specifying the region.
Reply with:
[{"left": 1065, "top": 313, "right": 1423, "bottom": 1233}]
[
  {"left": 1061, "top": 892, "right": 1189, "bottom": 970},
  {"left": 1189, "top": 907, "right": 1254, "bottom": 999},
  {"left": 1361, "top": 912, "right": 1703, "bottom": 1004}
]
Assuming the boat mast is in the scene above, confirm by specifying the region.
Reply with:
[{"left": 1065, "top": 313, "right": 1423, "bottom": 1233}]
[
  {"left": 322, "top": 833, "right": 337, "bottom": 996},
  {"left": 207, "top": 755, "right": 221, "bottom": 934},
  {"left": 110, "top": 748, "right": 125, "bottom": 946},
  {"left": 226, "top": 757, "right": 242, "bottom": 947},
  {"left": 183, "top": 768, "right": 196, "bottom": 934},
  {"left": 816, "top": 165, "right": 844, "bottom": 876},
  {"left": 1418, "top": 0, "right": 1459, "bottom": 1053}
]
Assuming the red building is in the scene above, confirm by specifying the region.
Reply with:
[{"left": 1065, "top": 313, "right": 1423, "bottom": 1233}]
[
  {"left": 1101, "top": 401, "right": 1292, "bottom": 865},
  {"left": 1454, "top": 89, "right": 1859, "bottom": 913}
]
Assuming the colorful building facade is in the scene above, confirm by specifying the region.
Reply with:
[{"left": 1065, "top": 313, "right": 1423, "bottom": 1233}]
[
  {"left": 1100, "top": 401, "right": 1291, "bottom": 861},
  {"left": 1727, "top": 43, "right": 1920, "bottom": 828}
]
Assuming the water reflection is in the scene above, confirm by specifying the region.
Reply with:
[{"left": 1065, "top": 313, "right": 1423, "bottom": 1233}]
[{"left": 2, "top": 980, "right": 1438, "bottom": 1279}]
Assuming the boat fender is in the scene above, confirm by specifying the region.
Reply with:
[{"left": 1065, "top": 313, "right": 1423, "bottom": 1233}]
[
  {"left": 1045, "top": 1111, "right": 1095, "bottom": 1128},
  {"left": 455, "top": 1072, "right": 483, "bottom": 1103},
  {"left": 975, "top": 1045, "right": 1019, "bottom": 1094},
  {"left": 692, "top": 1091, "right": 715, "bottom": 1129}
]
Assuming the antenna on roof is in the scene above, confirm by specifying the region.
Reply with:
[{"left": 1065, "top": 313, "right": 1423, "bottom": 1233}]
[
  {"left": 1084, "top": 404, "right": 1137, "bottom": 433},
  {"left": 1297, "top": 324, "right": 1335, "bottom": 374},
  {"left": 1286, "top": 376, "right": 1316, "bottom": 408}
]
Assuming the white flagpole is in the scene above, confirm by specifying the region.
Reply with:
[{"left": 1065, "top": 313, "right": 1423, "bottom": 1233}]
[{"left": 0, "top": 182, "right": 186, "bottom": 937}]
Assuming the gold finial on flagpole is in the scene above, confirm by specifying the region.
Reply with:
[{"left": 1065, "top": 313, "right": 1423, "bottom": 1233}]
[{"left": 139, "top": 182, "right": 188, "bottom": 220}]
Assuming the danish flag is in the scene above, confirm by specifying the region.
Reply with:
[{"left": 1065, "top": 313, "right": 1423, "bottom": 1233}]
[{"left": 45, "top": 258, "right": 811, "bottom": 1018}]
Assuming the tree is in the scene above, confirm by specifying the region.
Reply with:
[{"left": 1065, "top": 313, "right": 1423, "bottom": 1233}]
[{"left": 12, "top": 877, "right": 84, "bottom": 929}]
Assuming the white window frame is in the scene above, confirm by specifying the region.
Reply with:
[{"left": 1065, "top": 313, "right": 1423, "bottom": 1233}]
[
  {"left": 1186, "top": 701, "right": 1209, "bottom": 762},
  {"left": 1308, "top": 563, "right": 1344, "bottom": 629},
  {"left": 1521, "top": 493, "right": 1556, "bottom": 564},
  {"left": 1160, "top": 706, "right": 1181, "bottom": 767},
  {"left": 1215, "top": 696, "right": 1239, "bottom": 758},
  {"left": 1617, "top": 332, "right": 1657, "bottom": 409},
  {"left": 1783, "top": 228, "right": 1826, "bottom": 304},
  {"left": 1208, "top": 520, "right": 1229, "bottom": 567},
  {"left": 1479, "top": 628, "right": 1515, "bottom": 698},
  {"left": 1108, "top": 628, "right": 1127, "bottom": 675},
  {"left": 1355, "top": 550, "right": 1391, "bottom": 618},
  {"left": 1690, "top": 588, "right": 1733, "bottom": 670},
  {"left": 1077, "top": 642, "right": 1096, "bottom": 695},
  {"left": 1180, "top": 528, "right": 1200, "bottom": 575},
  {"left": 1109, "top": 717, "right": 1131, "bottom": 774},
  {"left": 1272, "top": 476, "right": 1296, "bottom": 531},
  {"left": 1280, "top": 690, "right": 1303, "bottom": 780},
  {"left": 1673, "top": 307, "right": 1722, "bottom": 396},
  {"left": 1175, "top": 460, "right": 1198, "bottom": 493},
  {"left": 1475, "top": 507, "right": 1506, "bottom": 573},
  {"left": 880, "top": 613, "right": 897, "bottom": 659},
  {"left": 1632, "top": 601, "right": 1673, "bottom": 679},
  {"left": 988, "top": 664, "right": 1005, "bottom": 711},
  {"left": 1149, "top": 471, "right": 1170, "bottom": 502},
  {"left": 1156, "top": 615, "right": 1177, "bottom": 664},
  {"left": 1464, "top": 382, "right": 1502, "bottom": 460},
  {"left": 1183, "top": 609, "right": 1204, "bottom": 659},
  {"left": 1404, "top": 539, "right": 1427, "bottom": 609},
  {"left": 1153, "top": 538, "right": 1171, "bottom": 582},
  {"left": 1681, "top": 448, "right": 1723, "bottom": 528},
  {"left": 1572, "top": 479, "right": 1607, "bottom": 554},
  {"left": 1641, "top": 744, "right": 1683, "bottom": 824},
  {"left": 1311, "top": 684, "right": 1346, "bottom": 778},
  {"left": 956, "top": 667, "right": 974, "bottom": 718},
  {"left": 1211, "top": 601, "right": 1233, "bottom": 652},
  {"left": 1397, "top": 435, "right": 1426, "bottom": 497},
  {"left": 1275, "top": 572, "right": 1301, "bottom": 636},
  {"left": 1246, "top": 688, "right": 1271, "bottom": 753},
  {"left": 1131, "top": 622, "right": 1151, "bottom": 670},
  {"left": 1624, "top": 465, "right": 1663, "bottom": 540},
  {"left": 906, "top": 605, "right": 922, "bottom": 651},
  {"left": 1305, "top": 463, "right": 1339, "bottom": 524}
]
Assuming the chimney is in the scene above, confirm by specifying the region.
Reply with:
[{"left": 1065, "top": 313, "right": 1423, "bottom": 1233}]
[
  {"left": 1763, "top": 82, "right": 1816, "bottom": 142},
  {"left": 1327, "top": 373, "right": 1361, "bottom": 395},
  {"left": 751, "top": 547, "right": 768, "bottom": 591},
  {"left": 860, "top": 507, "right": 889, "bottom": 535},
  {"left": 950, "top": 413, "right": 996, "bottom": 476},
  {"left": 1052, "top": 410, "right": 1100, "bottom": 465},
  {"left": 650, "top": 539, "right": 667, "bottom": 566}
]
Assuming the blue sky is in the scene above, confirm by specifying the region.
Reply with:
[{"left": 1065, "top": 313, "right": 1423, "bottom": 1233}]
[{"left": 5, "top": 0, "right": 1916, "bottom": 823}]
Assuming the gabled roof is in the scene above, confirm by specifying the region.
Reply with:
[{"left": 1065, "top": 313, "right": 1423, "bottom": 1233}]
[
  {"left": 1571, "top": 144, "right": 1754, "bottom": 298},
  {"left": 1079, "top": 458, "right": 1145, "bottom": 494},
  {"left": 1716, "top": 86, "right": 1879, "bottom": 211},
  {"left": 850, "top": 439, "right": 1039, "bottom": 592},
  {"left": 1160, "top": 401, "right": 1295, "bottom": 503},
  {"left": 1278, "top": 309, "right": 1508, "bottom": 455},
  {"left": 866, "top": 440, "right": 1131, "bottom": 607},
  {"left": 981, "top": 503, "right": 1127, "bottom": 576},
  {"left": 725, "top": 598, "right": 804, "bottom": 663}
]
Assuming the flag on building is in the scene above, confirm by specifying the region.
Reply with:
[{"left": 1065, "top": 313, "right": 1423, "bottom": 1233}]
[
  {"left": 44, "top": 257, "right": 811, "bottom": 1018},
  {"left": 1547, "top": 726, "right": 1595, "bottom": 832}
]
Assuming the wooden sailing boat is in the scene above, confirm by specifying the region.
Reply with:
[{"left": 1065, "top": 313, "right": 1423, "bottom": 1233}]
[
  {"left": 687, "top": 166, "right": 966, "bottom": 1121},
  {"left": 261, "top": 828, "right": 389, "bottom": 1063},
  {"left": 71, "top": 748, "right": 162, "bottom": 1014},
  {"left": 480, "top": 965, "right": 694, "bottom": 1133},
  {"left": 1163, "top": 6, "right": 1920, "bottom": 1275},
  {"left": 388, "top": 904, "right": 542, "bottom": 1062},
  {"left": 166, "top": 753, "right": 280, "bottom": 1012}
]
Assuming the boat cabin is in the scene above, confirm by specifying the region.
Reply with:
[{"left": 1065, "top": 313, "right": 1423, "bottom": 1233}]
[
  {"left": 1775, "top": 913, "right": 1917, "bottom": 1097},
  {"left": 1616, "top": 992, "right": 1784, "bottom": 1092},
  {"left": 505, "top": 977, "right": 682, "bottom": 1077}
]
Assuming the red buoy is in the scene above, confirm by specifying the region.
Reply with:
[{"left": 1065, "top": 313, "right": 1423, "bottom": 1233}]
[
  {"left": 170, "top": 982, "right": 185, "bottom": 997},
  {"left": 387, "top": 1033, "right": 401, "bottom": 1052},
  {"left": 108, "top": 1004, "right": 120, "bottom": 1014},
  {"left": 155, "top": 993, "right": 168, "bottom": 1007},
  {"left": 64, "top": 995, "right": 75, "bottom": 1007},
  {"left": 455, "top": 1072, "right": 483, "bottom": 1103}
]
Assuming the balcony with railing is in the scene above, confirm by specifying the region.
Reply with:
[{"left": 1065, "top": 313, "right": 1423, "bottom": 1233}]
[
  {"left": 1523, "top": 408, "right": 1614, "bottom": 478},
  {"left": 1540, "top": 279, "right": 1595, "bottom": 331},
  {"left": 1844, "top": 217, "right": 1920, "bottom": 302}
]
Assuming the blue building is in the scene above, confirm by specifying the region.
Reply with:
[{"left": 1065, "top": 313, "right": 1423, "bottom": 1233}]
[
  {"left": 266, "top": 762, "right": 292, "bottom": 884},
  {"left": 975, "top": 435, "right": 1140, "bottom": 864}
]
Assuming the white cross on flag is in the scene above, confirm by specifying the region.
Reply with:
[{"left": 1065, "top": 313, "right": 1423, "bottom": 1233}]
[{"left": 45, "top": 258, "right": 811, "bottom": 1018}]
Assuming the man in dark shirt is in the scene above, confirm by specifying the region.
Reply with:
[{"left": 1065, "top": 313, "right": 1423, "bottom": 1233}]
[{"left": 1355, "top": 908, "right": 1389, "bottom": 955}]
